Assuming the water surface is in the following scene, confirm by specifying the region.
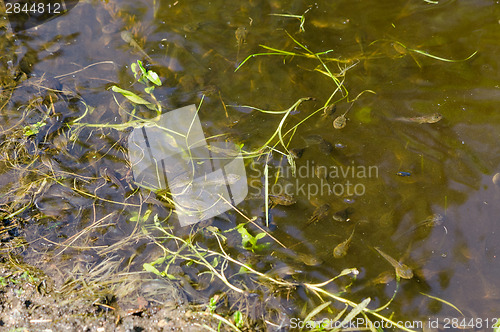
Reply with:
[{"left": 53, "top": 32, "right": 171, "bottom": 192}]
[{"left": 1, "top": 0, "right": 500, "bottom": 329}]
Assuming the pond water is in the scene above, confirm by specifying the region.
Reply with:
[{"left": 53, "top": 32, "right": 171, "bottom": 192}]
[{"left": 1, "top": 0, "right": 500, "bottom": 330}]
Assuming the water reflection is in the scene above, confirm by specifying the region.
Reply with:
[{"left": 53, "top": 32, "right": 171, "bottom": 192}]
[{"left": 1, "top": 0, "right": 500, "bottom": 326}]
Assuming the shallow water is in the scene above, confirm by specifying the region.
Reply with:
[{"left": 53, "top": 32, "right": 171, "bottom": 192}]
[{"left": 1, "top": 0, "right": 500, "bottom": 329}]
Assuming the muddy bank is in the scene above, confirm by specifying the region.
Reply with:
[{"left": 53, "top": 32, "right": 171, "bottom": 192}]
[{"left": 0, "top": 263, "right": 222, "bottom": 331}]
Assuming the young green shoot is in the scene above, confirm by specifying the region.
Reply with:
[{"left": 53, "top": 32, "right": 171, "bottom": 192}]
[
  {"left": 370, "top": 39, "right": 477, "bottom": 64},
  {"left": 269, "top": 7, "right": 311, "bottom": 33},
  {"left": 23, "top": 120, "right": 46, "bottom": 136},
  {"left": 131, "top": 60, "right": 162, "bottom": 92},
  {"left": 236, "top": 223, "right": 270, "bottom": 253}
]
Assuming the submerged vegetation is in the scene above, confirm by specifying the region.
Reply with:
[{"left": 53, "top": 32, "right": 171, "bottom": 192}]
[
  {"left": 63, "top": 56, "right": 419, "bottom": 330},
  {"left": 0, "top": 0, "right": 491, "bottom": 330}
]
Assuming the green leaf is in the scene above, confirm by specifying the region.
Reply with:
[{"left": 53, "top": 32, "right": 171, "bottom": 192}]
[
  {"left": 208, "top": 297, "right": 217, "bottom": 313},
  {"left": 23, "top": 121, "right": 46, "bottom": 136},
  {"left": 130, "top": 209, "right": 153, "bottom": 223},
  {"left": 153, "top": 214, "right": 161, "bottom": 226},
  {"left": 142, "top": 209, "right": 152, "bottom": 222},
  {"left": 143, "top": 263, "right": 162, "bottom": 276},
  {"left": 24, "top": 128, "right": 37, "bottom": 136},
  {"left": 146, "top": 70, "right": 161, "bottom": 86},
  {"left": 137, "top": 60, "right": 146, "bottom": 74},
  {"left": 341, "top": 298, "right": 370, "bottom": 325},
  {"left": 236, "top": 225, "right": 270, "bottom": 252},
  {"left": 111, "top": 86, "right": 155, "bottom": 107},
  {"left": 150, "top": 256, "right": 166, "bottom": 265},
  {"left": 236, "top": 224, "right": 253, "bottom": 248},
  {"left": 164, "top": 273, "right": 177, "bottom": 280},
  {"left": 233, "top": 311, "right": 244, "bottom": 328},
  {"left": 161, "top": 265, "right": 177, "bottom": 280},
  {"left": 304, "top": 301, "right": 331, "bottom": 325},
  {"left": 238, "top": 265, "right": 249, "bottom": 274},
  {"left": 131, "top": 63, "right": 139, "bottom": 77},
  {"left": 254, "top": 243, "right": 271, "bottom": 251},
  {"left": 211, "top": 257, "right": 219, "bottom": 268},
  {"left": 254, "top": 232, "right": 266, "bottom": 241}
]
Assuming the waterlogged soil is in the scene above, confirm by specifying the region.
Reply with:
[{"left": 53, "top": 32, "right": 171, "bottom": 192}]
[{"left": 0, "top": 264, "right": 221, "bottom": 331}]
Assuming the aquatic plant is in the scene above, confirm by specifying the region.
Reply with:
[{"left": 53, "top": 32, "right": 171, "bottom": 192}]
[
  {"left": 0, "top": 14, "right": 476, "bottom": 327},
  {"left": 369, "top": 39, "right": 477, "bottom": 68},
  {"left": 269, "top": 7, "right": 312, "bottom": 33},
  {"left": 143, "top": 210, "right": 420, "bottom": 331}
]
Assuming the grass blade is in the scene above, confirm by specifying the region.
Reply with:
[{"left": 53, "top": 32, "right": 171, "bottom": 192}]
[
  {"left": 420, "top": 292, "right": 464, "bottom": 316},
  {"left": 303, "top": 301, "right": 331, "bottom": 327},
  {"left": 264, "top": 163, "right": 269, "bottom": 228},
  {"left": 409, "top": 48, "right": 477, "bottom": 62},
  {"left": 340, "top": 297, "right": 371, "bottom": 327},
  {"left": 235, "top": 52, "right": 290, "bottom": 72}
]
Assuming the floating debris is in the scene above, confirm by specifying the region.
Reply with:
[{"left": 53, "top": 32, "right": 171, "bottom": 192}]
[
  {"left": 493, "top": 173, "right": 500, "bottom": 186},
  {"left": 396, "top": 171, "right": 411, "bottom": 177},
  {"left": 421, "top": 213, "right": 444, "bottom": 227}
]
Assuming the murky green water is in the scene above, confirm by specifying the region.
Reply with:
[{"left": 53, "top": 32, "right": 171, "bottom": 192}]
[{"left": 2, "top": 0, "right": 500, "bottom": 329}]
